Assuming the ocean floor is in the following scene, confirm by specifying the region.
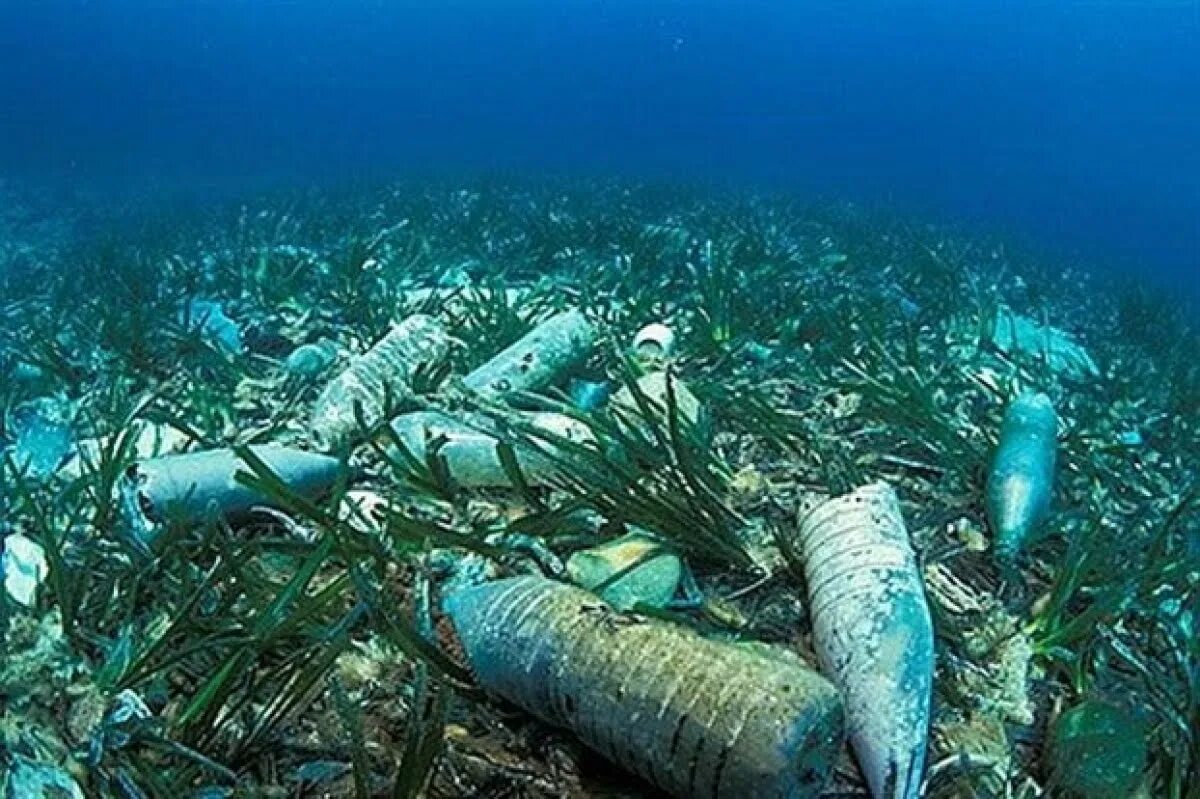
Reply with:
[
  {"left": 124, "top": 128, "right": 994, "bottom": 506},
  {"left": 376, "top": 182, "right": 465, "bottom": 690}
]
[{"left": 1, "top": 179, "right": 1195, "bottom": 798}]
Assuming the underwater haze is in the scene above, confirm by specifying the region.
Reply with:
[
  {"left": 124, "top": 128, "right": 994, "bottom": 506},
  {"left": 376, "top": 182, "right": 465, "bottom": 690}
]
[{"left": 2, "top": 0, "right": 1198, "bottom": 291}]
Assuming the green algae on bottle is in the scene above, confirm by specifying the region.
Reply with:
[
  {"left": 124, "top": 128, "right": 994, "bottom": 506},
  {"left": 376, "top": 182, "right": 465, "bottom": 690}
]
[{"left": 442, "top": 575, "right": 844, "bottom": 799}]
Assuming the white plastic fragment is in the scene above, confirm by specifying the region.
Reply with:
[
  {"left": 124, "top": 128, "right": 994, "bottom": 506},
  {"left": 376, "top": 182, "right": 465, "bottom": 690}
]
[
  {"left": 1, "top": 532, "right": 48, "bottom": 607},
  {"left": 990, "top": 306, "right": 1099, "bottom": 379},
  {"left": 631, "top": 322, "right": 677, "bottom": 364}
]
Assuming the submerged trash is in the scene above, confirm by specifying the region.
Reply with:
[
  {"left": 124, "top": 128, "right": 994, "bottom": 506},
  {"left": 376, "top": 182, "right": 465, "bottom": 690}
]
[
  {"left": 60, "top": 420, "right": 192, "bottom": 479},
  {"left": 989, "top": 307, "right": 1099, "bottom": 379},
  {"left": 1047, "top": 700, "right": 1147, "bottom": 798},
  {"left": 390, "top": 411, "right": 593, "bottom": 488},
  {"left": 612, "top": 370, "right": 705, "bottom": 434},
  {"left": 793, "top": 482, "right": 934, "bottom": 799},
  {"left": 309, "top": 314, "right": 451, "bottom": 451},
  {"left": 120, "top": 446, "right": 341, "bottom": 538},
  {"left": 463, "top": 308, "right": 597, "bottom": 400},
  {"left": 2, "top": 532, "right": 48, "bottom": 607},
  {"left": 566, "top": 377, "right": 613, "bottom": 411},
  {"left": 632, "top": 321, "right": 677, "bottom": 365},
  {"left": 184, "top": 298, "right": 243, "bottom": 355},
  {"left": 6, "top": 396, "right": 74, "bottom": 478},
  {"left": 986, "top": 392, "right": 1057, "bottom": 566},
  {"left": 283, "top": 339, "right": 339, "bottom": 378},
  {"left": 564, "top": 531, "right": 682, "bottom": 610},
  {"left": 442, "top": 575, "right": 844, "bottom": 799},
  {"left": 0, "top": 755, "right": 85, "bottom": 799}
]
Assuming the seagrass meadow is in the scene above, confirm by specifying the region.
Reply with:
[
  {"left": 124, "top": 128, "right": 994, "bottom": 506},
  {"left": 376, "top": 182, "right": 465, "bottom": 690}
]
[{"left": 1, "top": 178, "right": 1196, "bottom": 798}]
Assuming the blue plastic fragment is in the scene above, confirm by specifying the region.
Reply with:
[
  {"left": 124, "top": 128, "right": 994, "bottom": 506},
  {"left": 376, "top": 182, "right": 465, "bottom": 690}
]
[
  {"left": 567, "top": 378, "right": 613, "bottom": 410},
  {"left": 185, "top": 299, "right": 243, "bottom": 354}
]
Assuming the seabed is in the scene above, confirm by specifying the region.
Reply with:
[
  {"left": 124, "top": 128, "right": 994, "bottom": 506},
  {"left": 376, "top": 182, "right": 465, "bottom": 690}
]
[{"left": 1, "top": 179, "right": 1195, "bottom": 798}]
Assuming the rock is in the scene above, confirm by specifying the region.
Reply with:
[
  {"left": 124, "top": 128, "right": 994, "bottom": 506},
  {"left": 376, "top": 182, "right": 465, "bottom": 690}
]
[{"left": 1047, "top": 700, "right": 1147, "bottom": 798}]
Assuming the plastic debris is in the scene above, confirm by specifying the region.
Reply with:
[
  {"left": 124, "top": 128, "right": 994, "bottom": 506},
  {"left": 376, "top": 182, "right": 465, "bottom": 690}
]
[
  {"left": 566, "top": 377, "right": 612, "bottom": 411},
  {"left": 119, "top": 446, "right": 342, "bottom": 537},
  {"left": 2, "top": 532, "right": 48, "bottom": 607},
  {"left": 990, "top": 307, "right": 1099, "bottom": 379},
  {"left": 442, "top": 575, "right": 844, "bottom": 799},
  {"left": 390, "top": 411, "right": 594, "bottom": 488},
  {"left": 1, "top": 755, "right": 85, "bottom": 799},
  {"left": 632, "top": 321, "right": 677, "bottom": 365},
  {"left": 185, "top": 298, "right": 243, "bottom": 355},
  {"left": 793, "top": 482, "right": 934, "bottom": 799},
  {"left": 565, "top": 531, "right": 682, "bottom": 610},
  {"left": 87, "top": 688, "right": 154, "bottom": 763},
  {"left": 1047, "top": 700, "right": 1147, "bottom": 798},
  {"left": 60, "top": 420, "right": 192, "bottom": 479},
  {"left": 462, "top": 309, "right": 597, "bottom": 400},
  {"left": 986, "top": 392, "right": 1057, "bottom": 565},
  {"left": 1116, "top": 429, "right": 1144, "bottom": 447},
  {"left": 309, "top": 314, "right": 451, "bottom": 450},
  {"left": 7, "top": 396, "right": 74, "bottom": 478},
  {"left": 283, "top": 339, "right": 339, "bottom": 378},
  {"left": 611, "top": 370, "right": 705, "bottom": 433},
  {"left": 403, "top": 285, "right": 529, "bottom": 312}
]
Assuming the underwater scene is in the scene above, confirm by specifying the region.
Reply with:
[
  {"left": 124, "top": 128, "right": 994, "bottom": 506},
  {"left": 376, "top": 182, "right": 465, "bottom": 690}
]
[{"left": 1, "top": 3, "right": 1197, "bottom": 799}]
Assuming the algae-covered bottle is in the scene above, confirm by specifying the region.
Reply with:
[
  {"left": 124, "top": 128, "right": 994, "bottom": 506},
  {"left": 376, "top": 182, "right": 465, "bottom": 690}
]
[
  {"left": 986, "top": 392, "right": 1057, "bottom": 565},
  {"left": 442, "top": 575, "right": 844, "bottom": 799},
  {"left": 309, "top": 314, "right": 451, "bottom": 450},
  {"left": 462, "top": 308, "right": 596, "bottom": 400}
]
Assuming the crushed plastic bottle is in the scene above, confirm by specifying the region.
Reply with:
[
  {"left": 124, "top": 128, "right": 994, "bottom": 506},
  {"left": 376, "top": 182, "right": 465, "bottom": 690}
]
[
  {"left": 309, "top": 314, "right": 451, "bottom": 450},
  {"left": 442, "top": 575, "right": 844, "bottom": 799}
]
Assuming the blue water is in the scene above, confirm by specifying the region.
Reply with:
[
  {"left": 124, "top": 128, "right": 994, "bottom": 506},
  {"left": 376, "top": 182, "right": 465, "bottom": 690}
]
[{"left": 2, "top": 1, "right": 1197, "bottom": 292}]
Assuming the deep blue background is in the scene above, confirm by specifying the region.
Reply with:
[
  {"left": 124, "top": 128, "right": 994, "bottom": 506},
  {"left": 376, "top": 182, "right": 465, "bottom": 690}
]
[{"left": 1, "top": 1, "right": 1197, "bottom": 292}]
